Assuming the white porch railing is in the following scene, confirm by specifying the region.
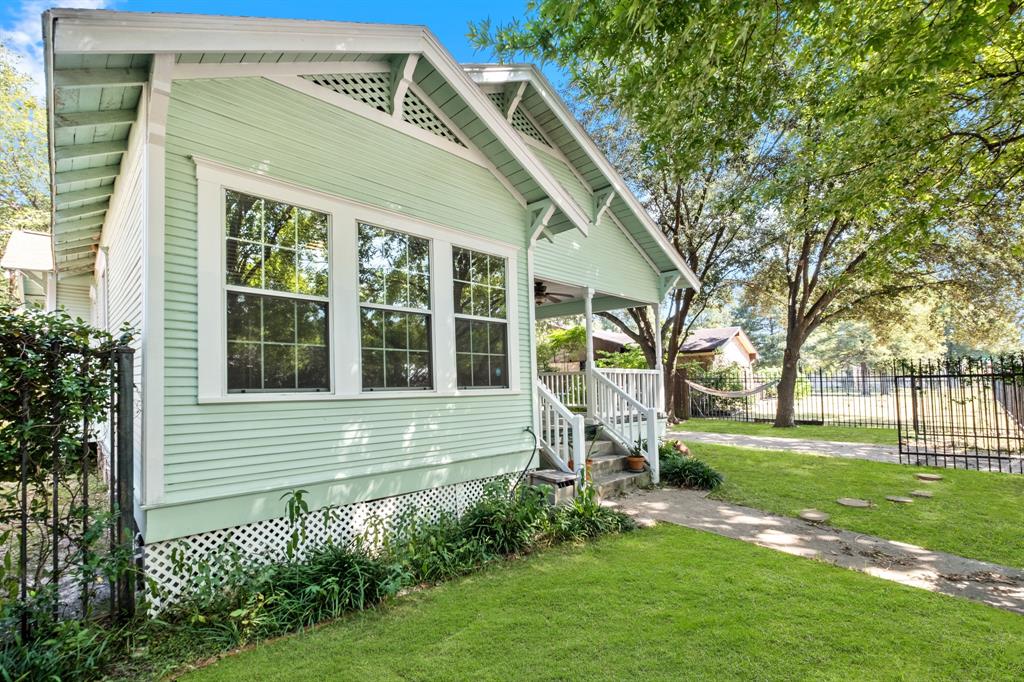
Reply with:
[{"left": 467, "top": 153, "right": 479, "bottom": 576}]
[
  {"left": 539, "top": 369, "right": 663, "bottom": 415},
  {"left": 536, "top": 379, "right": 585, "bottom": 476},
  {"left": 538, "top": 371, "right": 587, "bottom": 410},
  {"left": 592, "top": 371, "right": 660, "bottom": 484},
  {"left": 598, "top": 368, "right": 663, "bottom": 415}
]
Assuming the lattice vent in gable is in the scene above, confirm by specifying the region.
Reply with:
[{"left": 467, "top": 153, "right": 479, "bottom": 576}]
[
  {"left": 401, "top": 89, "right": 465, "bottom": 147},
  {"left": 510, "top": 106, "right": 550, "bottom": 146},
  {"left": 303, "top": 73, "right": 393, "bottom": 113},
  {"left": 487, "top": 92, "right": 505, "bottom": 109}
]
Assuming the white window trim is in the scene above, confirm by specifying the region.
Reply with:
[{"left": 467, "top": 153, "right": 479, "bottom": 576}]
[
  {"left": 194, "top": 156, "right": 521, "bottom": 403},
  {"left": 452, "top": 246, "right": 514, "bottom": 390}
]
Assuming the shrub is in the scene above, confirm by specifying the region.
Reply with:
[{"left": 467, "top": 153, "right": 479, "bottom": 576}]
[
  {"left": 661, "top": 455, "right": 723, "bottom": 490},
  {"left": 546, "top": 484, "right": 635, "bottom": 542},
  {"left": 380, "top": 508, "right": 492, "bottom": 584},
  {"left": 459, "top": 481, "right": 549, "bottom": 557}
]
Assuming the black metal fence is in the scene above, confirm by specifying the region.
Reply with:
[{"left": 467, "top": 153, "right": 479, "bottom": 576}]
[
  {"left": 2, "top": 345, "right": 136, "bottom": 638},
  {"left": 895, "top": 354, "right": 1024, "bottom": 473},
  {"left": 683, "top": 366, "right": 898, "bottom": 429}
]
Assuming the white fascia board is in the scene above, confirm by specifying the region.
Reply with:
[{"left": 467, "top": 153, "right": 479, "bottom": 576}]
[
  {"left": 463, "top": 64, "right": 702, "bottom": 292},
  {"left": 46, "top": 9, "right": 592, "bottom": 239},
  {"left": 47, "top": 10, "right": 427, "bottom": 55}
]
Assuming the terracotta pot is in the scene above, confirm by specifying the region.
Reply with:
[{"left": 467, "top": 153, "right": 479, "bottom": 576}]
[{"left": 625, "top": 455, "right": 646, "bottom": 473}]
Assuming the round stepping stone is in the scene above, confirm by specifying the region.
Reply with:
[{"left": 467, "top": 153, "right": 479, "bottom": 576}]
[
  {"left": 886, "top": 495, "right": 914, "bottom": 504},
  {"left": 836, "top": 497, "right": 871, "bottom": 508},
  {"left": 915, "top": 473, "right": 943, "bottom": 481},
  {"left": 910, "top": 490, "right": 933, "bottom": 498},
  {"left": 798, "top": 509, "right": 830, "bottom": 523}
]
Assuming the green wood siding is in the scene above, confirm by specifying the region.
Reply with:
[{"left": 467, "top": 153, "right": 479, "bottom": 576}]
[
  {"left": 158, "top": 77, "right": 533, "bottom": 539},
  {"left": 532, "top": 214, "right": 660, "bottom": 304}
]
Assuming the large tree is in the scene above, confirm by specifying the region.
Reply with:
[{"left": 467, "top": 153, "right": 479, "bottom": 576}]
[
  {"left": 474, "top": 0, "right": 1024, "bottom": 426},
  {"left": 0, "top": 45, "right": 50, "bottom": 304}
]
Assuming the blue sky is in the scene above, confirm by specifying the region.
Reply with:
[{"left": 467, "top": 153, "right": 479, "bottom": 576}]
[{"left": 1, "top": 0, "right": 548, "bottom": 97}]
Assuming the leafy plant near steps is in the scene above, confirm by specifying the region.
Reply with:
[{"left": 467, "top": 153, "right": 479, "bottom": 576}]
[{"left": 660, "top": 453, "right": 724, "bottom": 490}]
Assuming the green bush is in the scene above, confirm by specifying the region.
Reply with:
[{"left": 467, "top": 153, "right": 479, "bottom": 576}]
[
  {"left": 546, "top": 484, "right": 635, "bottom": 542},
  {"left": 460, "top": 481, "right": 550, "bottom": 556},
  {"left": 661, "top": 455, "right": 724, "bottom": 490}
]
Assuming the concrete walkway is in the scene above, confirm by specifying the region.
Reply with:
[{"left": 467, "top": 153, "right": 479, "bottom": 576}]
[
  {"left": 671, "top": 430, "right": 901, "bottom": 464},
  {"left": 609, "top": 488, "right": 1024, "bottom": 614}
]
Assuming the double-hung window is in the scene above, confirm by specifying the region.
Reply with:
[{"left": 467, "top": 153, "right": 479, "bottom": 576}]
[
  {"left": 224, "top": 190, "right": 330, "bottom": 392},
  {"left": 453, "top": 247, "right": 509, "bottom": 389},
  {"left": 358, "top": 223, "right": 433, "bottom": 390}
]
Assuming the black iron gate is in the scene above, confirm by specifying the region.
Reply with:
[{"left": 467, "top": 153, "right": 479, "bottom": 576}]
[
  {"left": 3, "top": 344, "right": 137, "bottom": 638},
  {"left": 895, "top": 354, "right": 1024, "bottom": 473}
]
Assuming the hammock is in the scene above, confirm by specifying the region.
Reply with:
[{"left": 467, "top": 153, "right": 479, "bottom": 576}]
[{"left": 685, "top": 379, "right": 778, "bottom": 399}]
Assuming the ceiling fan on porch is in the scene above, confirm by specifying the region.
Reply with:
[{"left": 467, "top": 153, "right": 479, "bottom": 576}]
[{"left": 534, "top": 280, "right": 574, "bottom": 306}]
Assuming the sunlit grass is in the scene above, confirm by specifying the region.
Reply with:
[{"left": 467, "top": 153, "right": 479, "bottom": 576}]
[{"left": 674, "top": 418, "right": 898, "bottom": 445}]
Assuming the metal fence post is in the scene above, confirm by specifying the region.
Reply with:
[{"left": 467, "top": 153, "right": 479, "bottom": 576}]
[{"left": 114, "top": 347, "right": 136, "bottom": 621}]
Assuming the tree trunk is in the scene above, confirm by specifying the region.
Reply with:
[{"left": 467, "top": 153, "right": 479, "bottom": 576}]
[{"left": 774, "top": 327, "right": 803, "bottom": 428}]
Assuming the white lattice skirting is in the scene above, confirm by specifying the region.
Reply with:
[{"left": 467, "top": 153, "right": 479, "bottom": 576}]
[{"left": 144, "top": 476, "right": 505, "bottom": 610}]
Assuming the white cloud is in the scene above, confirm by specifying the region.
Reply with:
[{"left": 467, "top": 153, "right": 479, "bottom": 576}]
[{"left": 1, "top": 1, "right": 111, "bottom": 99}]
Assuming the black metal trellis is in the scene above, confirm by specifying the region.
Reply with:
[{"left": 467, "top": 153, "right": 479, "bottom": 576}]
[
  {"left": 895, "top": 354, "right": 1024, "bottom": 473},
  {"left": 8, "top": 345, "right": 136, "bottom": 639}
]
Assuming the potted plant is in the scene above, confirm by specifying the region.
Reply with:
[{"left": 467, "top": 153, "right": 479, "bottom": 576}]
[{"left": 627, "top": 438, "right": 647, "bottom": 473}]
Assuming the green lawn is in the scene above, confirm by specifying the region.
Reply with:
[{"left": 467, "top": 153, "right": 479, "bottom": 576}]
[
  {"left": 674, "top": 418, "right": 898, "bottom": 445},
  {"left": 693, "top": 443, "right": 1024, "bottom": 568},
  {"left": 184, "top": 525, "right": 1023, "bottom": 681}
]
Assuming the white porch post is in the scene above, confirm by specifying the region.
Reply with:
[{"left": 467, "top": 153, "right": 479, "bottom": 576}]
[
  {"left": 584, "top": 287, "right": 595, "bottom": 421},
  {"left": 653, "top": 304, "right": 664, "bottom": 415}
]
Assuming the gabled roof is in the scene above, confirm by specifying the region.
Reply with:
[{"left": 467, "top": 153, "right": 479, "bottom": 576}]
[
  {"left": 681, "top": 327, "right": 759, "bottom": 359},
  {"left": 42, "top": 10, "right": 700, "bottom": 292},
  {"left": 464, "top": 64, "right": 700, "bottom": 291},
  {"left": 1, "top": 231, "right": 54, "bottom": 272}
]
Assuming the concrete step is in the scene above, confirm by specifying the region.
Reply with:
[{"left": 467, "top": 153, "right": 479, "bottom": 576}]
[
  {"left": 592, "top": 468, "right": 651, "bottom": 499},
  {"left": 586, "top": 452, "right": 629, "bottom": 476},
  {"left": 582, "top": 439, "right": 619, "bottom": 457}
]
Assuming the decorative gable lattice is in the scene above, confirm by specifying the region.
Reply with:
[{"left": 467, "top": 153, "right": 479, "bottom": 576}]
[
  {"left": 486, "top": 91, "right": 550, "bottom": 147},
  {"left": 302, "top": 72, "right": 465, "bottom": 148},
  {"left": 400, "top": 89, "right": 464, "bottom": 146},
  {"left": 304, "top": 73, "right": 393, "bottom": 113}
]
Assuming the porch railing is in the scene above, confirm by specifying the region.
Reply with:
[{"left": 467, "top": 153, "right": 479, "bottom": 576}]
[
  {"left": 598, "top": 368, "right": 663, "bottom": 415},
  {"left": 592, "top": 371, "right": 660, "bottom": 483},
  {"left": 538, "top": 371, "right": 587, "bottom": 410},
  {"left": 539, "top": 368, "right": 662, "bottom": 414},
  {"left": 536, "top": 379, "right": 585, "bottom": 476}
]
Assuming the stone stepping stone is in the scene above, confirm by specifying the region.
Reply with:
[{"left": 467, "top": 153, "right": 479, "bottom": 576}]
[
  {"left": 836, "top": 497, "right": 871, "bottom": 508},
  {"left": 910, "top": 490, "right": 934, "bottom": 498},
  {"left": 915, "top": 473, "right": 944, "bottom": 481},
  {"left": 798, "top": 509, "right": 830, "bottom": 523},
  {"left": 886, "top": 495, "right": 914, "bottom": 504}
]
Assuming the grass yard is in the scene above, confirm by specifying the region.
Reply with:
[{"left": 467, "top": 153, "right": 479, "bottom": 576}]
[
  {"left": 184, "top": 524, "right": 1023, "bottom": 681},
  {"left": 693, "top": 443, "right": 1024, "bottom": 568},
  {"left": 674, "top": 418, "right": 898, "bottom": 445}
]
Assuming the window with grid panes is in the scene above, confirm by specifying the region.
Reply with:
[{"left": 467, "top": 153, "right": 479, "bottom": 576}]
[
  {"left": 452, "top": 247, "right": 509, "bottom": 388},
  {"left": 224, "top": 190, "right": 329, "bottom": 392},
  {"left": 358, "top": 223, "right": 433, "bottom": 390}
]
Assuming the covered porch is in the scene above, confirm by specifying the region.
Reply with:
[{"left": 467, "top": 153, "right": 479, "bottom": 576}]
[{"left": 532, "top": 278, "right": 666, "bottom": 483}]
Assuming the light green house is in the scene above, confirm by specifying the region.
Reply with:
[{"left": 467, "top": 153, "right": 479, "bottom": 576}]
[{"left": 42, "top": 9, "right": 699, "bottom": 597}]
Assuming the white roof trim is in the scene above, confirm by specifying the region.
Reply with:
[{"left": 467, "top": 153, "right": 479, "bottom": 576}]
[
  {"left": 44, "top": 9, "right": 592, "bottom": 238},
  {"left": 463, "top": 64, "right": 701, "bottom": 291}
]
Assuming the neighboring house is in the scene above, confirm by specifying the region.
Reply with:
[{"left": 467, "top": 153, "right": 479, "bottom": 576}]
[
  {"left": 1, "top": 230, "right": 55, "bottom": 310},
  {"left": 548, "top": 326, "right": 635, "bottom": 371},
  {"left": 678, "top": 327, "right": 759, "bottom": 373},
  {"left": 41, "top": 9, "right": 699, "bottom": 597}
]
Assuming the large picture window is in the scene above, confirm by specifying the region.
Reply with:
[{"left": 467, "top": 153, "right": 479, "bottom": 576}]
[
  {"left": 224, "top": 190, "right": 330, "bottom": 392},
  {"left": 358, "top": 223, "right": 433, "bottom": 390},
  {"left": 453, "top": 247, "right": 509, "bottom": 388}
]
